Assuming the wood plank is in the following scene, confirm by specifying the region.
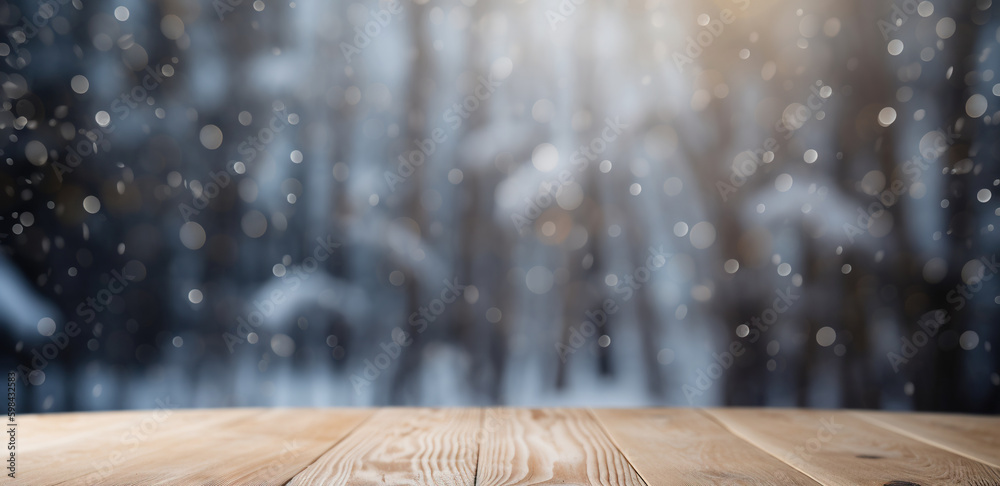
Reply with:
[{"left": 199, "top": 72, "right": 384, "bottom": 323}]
[
  {"left": 592, "top": 409, "right": 818, "bottom": 485},
  {"left": 75, "top": 408, "right": 372, "bottom": 485},
  {"left": 854, "top": 411, "right": 1000, "bottom": 468},
  {"left": 706, "top": 408, "right": 1000, "bottom": 486},
  {"left": 12, "top": 408, "right": 1000, "bottom": 485},
  {"left": 15, "top": 409, "right": 260, "bottom": 485},
  {"left": 476, "top": 408, "right": 646, "bottom": 486},
  {"left": 288, "top": 408, "right": 481, "bottom": 486},
  {"left": 18, "top": 410, "right": 156, "bottom": 453}
]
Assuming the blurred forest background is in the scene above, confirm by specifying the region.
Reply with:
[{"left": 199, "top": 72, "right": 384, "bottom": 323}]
[{"left": 1, "top": 0, "right": 999, "bottom": 413}]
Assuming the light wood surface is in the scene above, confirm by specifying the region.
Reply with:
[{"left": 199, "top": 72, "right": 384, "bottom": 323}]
[
  {"left": 100, "top": 408, "right": 371, "bottom": 485},
  {"left": 17, "top": 409, "right": 261, "bottom": 485},
  {"left": 10, "top": 408, "right": 1000, "bottom": 485},
  {"left": 592, "top": 409, "right": 819, "bottom": 485},
  {"left": 705, "top": 408, "right": 1000, "bottom": 486},
  {"left": 476, "top": 408, "right": 644, "bottom": 485},
  {"left": 288, "top": 408, "right": 481, "bottom": 486},
  {"left": 854, "top": 411, "right": 1000, "bottom": 468}
]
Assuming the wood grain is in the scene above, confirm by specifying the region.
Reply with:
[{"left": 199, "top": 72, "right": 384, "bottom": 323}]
[
  {"left": 706, "top": 408, "right": 1000, "bottom": 486},
  {"left": 15, "top": 409, "right": 259, "bottom": 485},
  {"left": 18, "top": 409, "right": 155, "bottom": 454},
  {"left": 288, "top": 408, "right": 481, "bottom": 486},
  {"left": 475, "top": 408, "right": 645, "bottom": 485},
  {"left": 11, "top": 408, "right": 1000, "bottom": 485},
  {"left": 76, "top": 408, "right": 371, "bottom": 485},
  {"left": 854, "top": 411, "right": 1000, "bottom": 468},
  {"left": 593, "top": 409, "right": 818, "bottom": 485}
]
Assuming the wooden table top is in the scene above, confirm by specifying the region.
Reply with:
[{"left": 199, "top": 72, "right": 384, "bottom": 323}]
[{"left": 10, "top": 407, "right": 1000, "bottom": 485}]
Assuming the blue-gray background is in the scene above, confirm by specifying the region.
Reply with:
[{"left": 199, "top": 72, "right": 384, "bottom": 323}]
[{"left": 1, "top": 0, "right": 999, "bottom": 413}]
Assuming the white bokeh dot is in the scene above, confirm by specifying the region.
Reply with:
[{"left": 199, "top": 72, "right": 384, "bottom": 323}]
[
  {"left": 525, "top": 266, "right": 554, "bottom": 294},
  {"left": 775, "top": 173, "right": 793, "bottom": 192},
  {"left": 816, "top": 327, "right": 836, "bottom": 347},
  {"left": 531, "top": 143, "right": 559, "bottom": 172},
  {"left": 689, "top": 222, "right": 716, "bottom": 249},
  {"left": 37, "top": 317, "right": 56, "bottom": 336},
  {"left": 959, "top": 331, "right": 980, "bottom": 350}
]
